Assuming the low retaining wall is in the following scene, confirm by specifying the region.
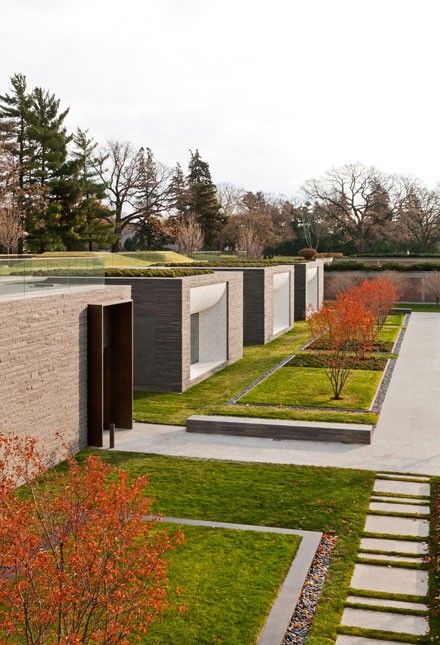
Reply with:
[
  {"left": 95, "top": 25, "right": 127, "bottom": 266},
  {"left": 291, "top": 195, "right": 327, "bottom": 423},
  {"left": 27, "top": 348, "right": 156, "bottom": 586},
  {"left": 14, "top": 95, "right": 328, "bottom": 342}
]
[
  {"left": 325, "top": 270, "right": 440, "bottom": 302},
  {"left": 186, "top": 415, "right": 373, "bottom": 444}
]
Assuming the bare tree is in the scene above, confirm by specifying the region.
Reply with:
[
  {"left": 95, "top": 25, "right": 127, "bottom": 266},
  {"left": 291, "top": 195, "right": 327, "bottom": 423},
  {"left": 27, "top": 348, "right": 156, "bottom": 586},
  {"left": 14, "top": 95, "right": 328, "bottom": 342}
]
[
  {"left": 295, "top": 200, "right": 327, "bottom": 249},
  {"left": 237, "top": 216, "right": 265, "bottom": 259},
  {"left": 176, "top": 214, "right": 204, "bottom": 256},
  {"left": 397, "top": 179, "right": 440, "bottom": 253},
  {"left": 423, "top": 272, "right": 440, "bottom": 305},
  {"left": 0, "top": 142, "right": 24, "bottom": 253},
  {"left": 303, "top": 163, "right": 392, "bottom": 253},
  {"left": 94, "top": 141, "right": 143, "bottom": 251},
  {"left": 217, "top": 182, "right": 245, "bottom": 219},
  {"left": 382, "top": 271, "right": 407, "bottom": 301},
  {"left": 0, "top": 206, "right": 23, "bottom": 253}
]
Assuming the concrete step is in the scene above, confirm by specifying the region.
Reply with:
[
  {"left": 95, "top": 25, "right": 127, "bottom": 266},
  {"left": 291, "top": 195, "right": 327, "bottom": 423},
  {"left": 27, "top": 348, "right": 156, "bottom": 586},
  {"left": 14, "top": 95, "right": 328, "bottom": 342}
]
[
  {"left": 364, "top": 514, "right": 429, "bottom": 538},
  {"left": 350, "top": 563, "right": 428, "bottom": 596},
  {"left": 341, "top": 607, "right": 428, "bottom": 635},
  {"left": 369, "top": 501, "right": 429, "bottom": 515},
  {"left": 357, "top": 552, "right": 425, "bottom": 565},
  {"left": 374, "top": 479, "right": 430, "bottom": 498},
  {"left": 360, "top": 537, "right": 428, "bottom": 555}
]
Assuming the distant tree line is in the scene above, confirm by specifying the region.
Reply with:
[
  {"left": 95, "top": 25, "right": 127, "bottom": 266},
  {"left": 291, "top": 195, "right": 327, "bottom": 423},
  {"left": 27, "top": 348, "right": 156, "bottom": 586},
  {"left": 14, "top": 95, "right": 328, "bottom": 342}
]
[{"left": 1, "top": 73, "right": 440, "bottom": 256}]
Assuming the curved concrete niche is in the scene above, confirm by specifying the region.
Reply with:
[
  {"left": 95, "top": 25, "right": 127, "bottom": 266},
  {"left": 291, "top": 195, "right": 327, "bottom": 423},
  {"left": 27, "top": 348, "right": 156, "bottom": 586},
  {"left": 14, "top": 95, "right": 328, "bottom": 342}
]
[
  {"left": 190, "top": 283, "right": 227, "bottom": 314},
  {"left": 273, "top": 272, "right": 290, "bottom": 335},
  {"left": 306, "top": 266, "right": 318, "bottom": 311}
]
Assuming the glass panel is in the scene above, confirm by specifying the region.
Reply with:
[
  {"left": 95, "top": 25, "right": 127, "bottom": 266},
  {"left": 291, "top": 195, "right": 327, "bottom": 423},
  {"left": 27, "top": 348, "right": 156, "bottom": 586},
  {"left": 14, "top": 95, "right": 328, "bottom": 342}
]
[{"left": 0, "top": 255, "right": 105, "bottom": 298}]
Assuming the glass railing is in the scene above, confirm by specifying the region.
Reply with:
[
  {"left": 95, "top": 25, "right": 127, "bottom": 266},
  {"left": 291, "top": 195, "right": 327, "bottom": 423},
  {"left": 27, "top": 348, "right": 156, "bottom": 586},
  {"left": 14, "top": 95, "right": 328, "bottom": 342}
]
[{"left": 0, "top": 256, "right": 105, "bottom": 298}]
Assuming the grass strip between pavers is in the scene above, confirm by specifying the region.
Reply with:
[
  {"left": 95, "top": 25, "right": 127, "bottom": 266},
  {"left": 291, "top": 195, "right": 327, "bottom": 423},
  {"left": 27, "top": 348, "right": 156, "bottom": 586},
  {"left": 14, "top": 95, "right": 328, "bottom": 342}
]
[
  {"left": 349, "top": 588, "right": 428, "bottom": 604},
  {"left": 344, "top": 601, "right": 428, "bottom": 617},
  {"left": 337, "top": 625, "right": 427, "bottom": 643},
  {"left": 363, "top": 532, "right": 427, "bottom": 542},
  {"left": 355, "top": 557, "right": 428, "bottom": 570},
  {"left": 367, "top": 510, "right": 430, "bottom": 519},
  {"left": 359, "top": 549, "right": 427, "bottom": 558}
]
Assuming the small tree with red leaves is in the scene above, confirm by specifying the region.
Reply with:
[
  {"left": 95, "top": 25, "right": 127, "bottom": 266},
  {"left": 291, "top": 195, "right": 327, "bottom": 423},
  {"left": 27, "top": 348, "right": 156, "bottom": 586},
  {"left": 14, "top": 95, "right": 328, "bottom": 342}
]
[
  {"left": 308, "top": 297, "right": 375, "bottom": 399},
  {"left": 0, "top": 433, "right": 183, "bottom": 644},
  {"left": 341, "top": 277, "right": 397, "bottom": 338}
]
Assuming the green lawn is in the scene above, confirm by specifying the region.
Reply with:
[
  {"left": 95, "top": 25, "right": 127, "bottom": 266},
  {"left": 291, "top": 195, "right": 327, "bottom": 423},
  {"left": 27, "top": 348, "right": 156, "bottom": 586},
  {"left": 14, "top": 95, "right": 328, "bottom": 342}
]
[
  {"left": 133, "top": 322, "right": 378, "bottom": 426},
  {"left": 83, "top": 451, "right": 375, "bottom": 644},
  {"left": 398, "top": 302, "right": 440, "bottom": 312},
  {"left": 134, "top": 323, "right": 311, "bottom": 425},
  {"left": 240, "top": 366, "right": 382, "bottom": 409},
  {"left": 144, "top": 524, "right": 300, "bottom": 644},
  {"left": 120, "top": 251, "right": 193, "bottom": 264}
]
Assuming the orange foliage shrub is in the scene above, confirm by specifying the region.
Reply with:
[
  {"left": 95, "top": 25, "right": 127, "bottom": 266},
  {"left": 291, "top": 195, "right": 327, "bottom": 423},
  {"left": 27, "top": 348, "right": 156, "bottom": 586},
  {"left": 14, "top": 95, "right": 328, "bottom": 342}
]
[{"left": 0, "top": 434, "right": 183, "bottom": 644}]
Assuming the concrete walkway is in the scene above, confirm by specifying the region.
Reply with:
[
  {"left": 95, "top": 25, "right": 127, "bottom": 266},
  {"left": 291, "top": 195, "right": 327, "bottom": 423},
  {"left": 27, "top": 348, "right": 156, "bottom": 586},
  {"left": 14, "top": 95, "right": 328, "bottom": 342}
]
[{"left": 110, "top": 313, "right": 440, "bottom": 475}]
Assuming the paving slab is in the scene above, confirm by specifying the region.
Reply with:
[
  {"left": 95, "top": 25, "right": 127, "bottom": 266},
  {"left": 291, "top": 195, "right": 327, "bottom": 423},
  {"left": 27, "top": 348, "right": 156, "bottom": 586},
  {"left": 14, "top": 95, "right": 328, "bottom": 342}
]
[
  {"left": 374, "top": 479, "right": 430, "bottom": 497},
  {"left": 358, "top": 552, "right": 424, "bottom": 564},
  {"left": 336, "top": 637, "right": 408, "bottom": 645},
  {"left": 341, "top": 607, "right": 428, "bottom": 635},
  {"left": 371, "top": 495, "right": 430, "bottom": 505},
  {"left": 369, "top": 501, "right": 430, "bottom": 515},
  {"left": 360, "top": 537, "right": 428, "bottom": 555},
  {"left": 346, "top": 595, "right": 428, "bottom": 611},
  {"left": 365, "top": 514, "right": 429, "bottom": 537},
  {"left": 351, "top": 563, "right": 428, "bottom": 596}
]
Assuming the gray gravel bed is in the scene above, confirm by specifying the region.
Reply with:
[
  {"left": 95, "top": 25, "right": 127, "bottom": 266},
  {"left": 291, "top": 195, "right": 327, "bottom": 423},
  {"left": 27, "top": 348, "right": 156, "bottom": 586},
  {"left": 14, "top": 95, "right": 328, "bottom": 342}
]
[{"left": 282, "top": 533, "right": 337, "bottom": 644}]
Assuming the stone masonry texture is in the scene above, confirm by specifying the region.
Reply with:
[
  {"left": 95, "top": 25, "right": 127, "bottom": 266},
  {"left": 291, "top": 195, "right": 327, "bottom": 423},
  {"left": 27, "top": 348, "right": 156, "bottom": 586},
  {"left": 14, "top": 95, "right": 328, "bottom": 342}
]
[
  {"left": 106, "top": 272, "right": 243, "bottom": 392},
  {"left": 0, "top": 285, "right": 131, "bottom": 466}
]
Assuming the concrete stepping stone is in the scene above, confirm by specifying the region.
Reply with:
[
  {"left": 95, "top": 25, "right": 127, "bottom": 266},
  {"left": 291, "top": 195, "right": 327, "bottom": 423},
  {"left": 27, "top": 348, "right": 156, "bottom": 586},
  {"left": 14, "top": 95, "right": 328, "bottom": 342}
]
[
  {"left": 371, "top": 495, "right": 430, "bottom": 505},
  {"left": 374, "top": 479, "right": 430, "bottom": 497},
  {"left": 351, "top": 563, "right": 428, "bottom": 596},
  {"left": 377, "top": 473, "right": 430, "bottom": 483},
  {"left": 336, "top": 637, "right": 408, "bottom": 645},
  {"left": 358, "top": 552, "right": 424, "bottom": 564},
  {"left": 346, "top": 595, "right": 428, "bottom": 611},
  {"left": 369, "top": 501, "right": 430, "bottom": 515},
  {"left": 365, "top": 514, "right": 429, "bottom": 537},
  {"left": 360, "top": 537, "right": 428, "bottom": 555},
  {"left": 341, "top": 607, "right": 428, "bottom": 635}
]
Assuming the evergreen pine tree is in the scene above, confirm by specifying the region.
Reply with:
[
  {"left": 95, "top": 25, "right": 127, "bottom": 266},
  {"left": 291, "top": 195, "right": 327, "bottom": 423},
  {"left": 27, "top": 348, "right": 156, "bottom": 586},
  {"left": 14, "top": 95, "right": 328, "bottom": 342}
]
[
  {"left": 169, "top": 162, "right": 189, "bottom": 222},
  {"left": 70, "top": 129, "right": 114, "bottom": 250},
  {"left": 186, "top": 149, "right": 225, "bottom": 248},
  {"left": 25, "top": 86, "right": 73, "bottom": 251}
]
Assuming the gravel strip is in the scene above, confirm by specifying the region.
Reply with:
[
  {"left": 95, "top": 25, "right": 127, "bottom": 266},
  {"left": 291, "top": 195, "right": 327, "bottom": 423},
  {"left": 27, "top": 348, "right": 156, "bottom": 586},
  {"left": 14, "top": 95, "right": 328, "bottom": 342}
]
[{"left": 283, "top": 533, "right": 337, "bottom": 644}]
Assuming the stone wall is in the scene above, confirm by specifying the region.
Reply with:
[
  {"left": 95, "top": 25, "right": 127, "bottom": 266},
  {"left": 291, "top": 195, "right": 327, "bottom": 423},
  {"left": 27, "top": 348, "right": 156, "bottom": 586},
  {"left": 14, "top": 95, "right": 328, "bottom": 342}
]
[
  {"left": 324, "top": 270, "right": 440, "bottom": 302},
  {"left": 107, "top": 272, "right": 244, "bottom": 392},
  {"left": 0, "top": 285, "right": 131, "bottom": 466}
]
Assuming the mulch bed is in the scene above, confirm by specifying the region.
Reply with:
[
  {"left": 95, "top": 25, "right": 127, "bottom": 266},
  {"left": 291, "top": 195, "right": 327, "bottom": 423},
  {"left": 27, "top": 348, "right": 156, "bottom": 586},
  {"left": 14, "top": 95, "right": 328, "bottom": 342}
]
[
  {"left": 307, "top": 338, "right": 394, "bottom": 353},
  {"left": 283, "top": 533, "right": 337, "bottom": 644},
  {"left": 285, "top": 353, "right": 387, "bottom": 371}
]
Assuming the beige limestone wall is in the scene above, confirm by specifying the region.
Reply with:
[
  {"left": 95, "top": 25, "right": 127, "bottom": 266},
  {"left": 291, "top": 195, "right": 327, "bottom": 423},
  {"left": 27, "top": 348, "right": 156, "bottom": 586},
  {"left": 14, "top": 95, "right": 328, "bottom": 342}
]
[{"left": 0, "top": 285, "right": 131, "bottom": 466}]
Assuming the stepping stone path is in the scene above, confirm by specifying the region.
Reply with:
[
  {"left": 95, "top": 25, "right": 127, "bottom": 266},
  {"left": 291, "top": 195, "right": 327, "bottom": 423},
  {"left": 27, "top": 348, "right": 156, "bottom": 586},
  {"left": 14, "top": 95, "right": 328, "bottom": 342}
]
[{"left": 336, "top": 472, "right": 431, "bottom": 644}]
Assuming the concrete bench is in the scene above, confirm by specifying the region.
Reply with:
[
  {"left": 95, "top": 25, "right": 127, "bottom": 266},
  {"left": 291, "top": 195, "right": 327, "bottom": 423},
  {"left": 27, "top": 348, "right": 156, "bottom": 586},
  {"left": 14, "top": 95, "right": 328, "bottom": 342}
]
[{"left": 186, "top": 415, "right": 373, "bottom": 444}]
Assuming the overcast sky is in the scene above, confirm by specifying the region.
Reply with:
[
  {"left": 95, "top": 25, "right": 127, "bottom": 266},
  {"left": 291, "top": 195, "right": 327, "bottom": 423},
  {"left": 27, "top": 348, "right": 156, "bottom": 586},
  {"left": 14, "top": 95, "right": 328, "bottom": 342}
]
[{"left": 1, "top": 0, "right": 439, "bottom": 195}]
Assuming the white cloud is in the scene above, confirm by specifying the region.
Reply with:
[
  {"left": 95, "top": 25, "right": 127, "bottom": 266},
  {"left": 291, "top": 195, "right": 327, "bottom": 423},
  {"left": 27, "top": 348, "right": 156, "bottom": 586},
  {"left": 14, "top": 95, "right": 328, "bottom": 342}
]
[{"left": 1, "top": 0, "right": 439, "bottom": 193}]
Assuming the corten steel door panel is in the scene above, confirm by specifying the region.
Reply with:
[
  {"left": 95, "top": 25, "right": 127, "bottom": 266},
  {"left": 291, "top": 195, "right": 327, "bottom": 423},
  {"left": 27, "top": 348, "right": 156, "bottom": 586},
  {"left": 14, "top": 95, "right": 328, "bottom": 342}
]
[{"left": 87, "top": 301, "right": 133, "bottom": 447}]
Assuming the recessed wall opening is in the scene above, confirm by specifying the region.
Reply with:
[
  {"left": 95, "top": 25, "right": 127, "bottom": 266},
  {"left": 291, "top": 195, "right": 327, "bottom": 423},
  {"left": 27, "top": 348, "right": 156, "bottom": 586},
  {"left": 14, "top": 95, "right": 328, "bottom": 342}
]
[
  {"left": 306, "top": 267, "right": 319, "bottom": 313},
  {"left": 189, "top": 283, "right": 227, "bottom": 381},
  {"left": 273, "top": 272, "right": 290, "bottom": 335},
  {"left": 87, "top": 301, "right": 133, "bottom": 447}
]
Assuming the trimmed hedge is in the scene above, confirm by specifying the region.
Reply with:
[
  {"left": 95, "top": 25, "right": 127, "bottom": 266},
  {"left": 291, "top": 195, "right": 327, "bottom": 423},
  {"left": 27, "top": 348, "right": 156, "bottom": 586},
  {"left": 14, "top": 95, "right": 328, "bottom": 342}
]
[
  {"left": 104, "top": 268, "right": 213, "bottom": 278},
  {"left": 325, "top": 260, "right": 440, "bottom": 272},
  {"left": 151, "top": 259, "right": 305, "bottom": 268}
]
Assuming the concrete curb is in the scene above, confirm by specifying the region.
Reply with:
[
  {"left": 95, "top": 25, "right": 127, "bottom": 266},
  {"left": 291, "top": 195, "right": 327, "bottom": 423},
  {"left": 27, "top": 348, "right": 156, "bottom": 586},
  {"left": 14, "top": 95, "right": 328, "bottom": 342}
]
[{"left": 146, "top": 515, "right": 322, "bottom": 645}]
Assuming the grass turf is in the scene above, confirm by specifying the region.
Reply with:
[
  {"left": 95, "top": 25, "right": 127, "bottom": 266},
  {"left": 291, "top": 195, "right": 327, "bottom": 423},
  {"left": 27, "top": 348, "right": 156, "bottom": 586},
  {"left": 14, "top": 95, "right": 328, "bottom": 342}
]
[
  {"left": 397, "top": 303, "right": 440, "bottom": 312},
  {"left": 80, "top": 451, "right": 374, "bottom": 644},
  {"left": 133, "top": 323, "right": 311, "bottom": 425},
  {"left": 240, "top": 366, "right": 382, "bottom": 409},
  {"left": 144, "top": 524, "right": 300, "bottom": 644}
]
